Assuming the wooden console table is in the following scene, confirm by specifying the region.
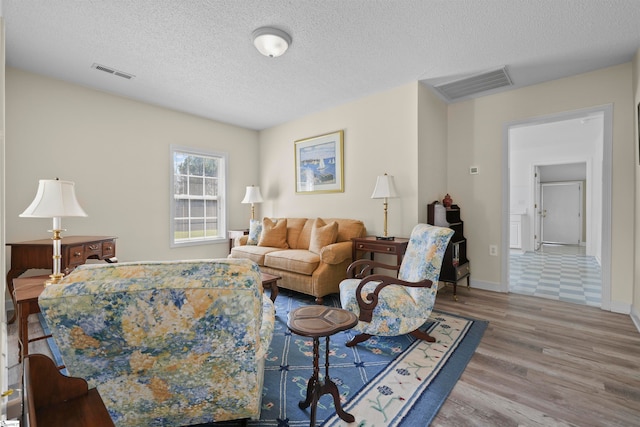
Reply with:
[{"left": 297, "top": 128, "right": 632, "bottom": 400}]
[
  {"left": 6, "top": 236, "right": 117, "bottom": 324},
  {"left": 351, "top": 236, "right": 409, "bottom": 268}
]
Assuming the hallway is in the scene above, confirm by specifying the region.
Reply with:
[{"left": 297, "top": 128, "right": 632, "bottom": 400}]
[{"left": 509, "top": 244, "right": 602, "bottom": 307}]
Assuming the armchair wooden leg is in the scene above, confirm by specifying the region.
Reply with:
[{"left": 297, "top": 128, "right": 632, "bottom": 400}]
[
  {"left": 345, "top": 333, "right": 373, "bottom": 347},
  {"left": 410, "top": 329, "right": 436, "bottom": 343}
]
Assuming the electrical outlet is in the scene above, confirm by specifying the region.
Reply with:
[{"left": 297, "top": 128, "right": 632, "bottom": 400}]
[{"left": 489, "top": 245, "right": 498, "bottom": 256}]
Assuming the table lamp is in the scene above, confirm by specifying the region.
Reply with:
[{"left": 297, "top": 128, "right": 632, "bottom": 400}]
[
  {"left": 371, "top": 173, "right": 398, "bottom": 240},
  {"left": 20, "top": 178, "right": 87, "bottom": 285},
  {"left": 241, "top": 185, "right": 263, "bottom": 220}
]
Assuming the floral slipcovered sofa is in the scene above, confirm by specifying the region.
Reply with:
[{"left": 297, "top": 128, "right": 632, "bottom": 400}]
[
  {"left": 229, "top": 217, "right": 366, "bottom": 304},
  {"left": 38, "top": 259, "right": 275, "bottom": 427}
]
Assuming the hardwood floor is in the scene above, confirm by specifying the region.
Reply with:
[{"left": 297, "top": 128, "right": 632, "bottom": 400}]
[
  {"left": 432, "top": 288, "right": 640, "bottom": 427},
  {"left": 6, "top": 288, "right": 639, "bottom": 426}
]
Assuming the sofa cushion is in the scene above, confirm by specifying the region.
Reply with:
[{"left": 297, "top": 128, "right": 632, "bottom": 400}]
[
  {"left": 247, "top": 219, "right": 262, "bottom": 245},
  {"left": 230, "top": 245, "right": 281, "bottom": 266},
  {"left": 295, "top": 218, "right": 366, "bottom": 248},
  {"left": 296, "top": 219, "right": 315, "bottom": 250},
  {"left": 309, "top": 218, "right": 339, "bottom": 254},
  {"left": 258, "top": 218, "right": 289, "bottom": 248},
  {"left": 285, "top": 218, "right": 309, "bottom": 249},
  {"left": 264, "top": 249, "right": 319, "bottom": 276}
]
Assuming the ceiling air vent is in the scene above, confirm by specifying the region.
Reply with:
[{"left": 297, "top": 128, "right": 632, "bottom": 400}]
[
  {"left": 91, "top": 63, "right": 135, "bottom": 80},
  {"left": 433, "top": 67, "right": 512, "bottom": 101}
]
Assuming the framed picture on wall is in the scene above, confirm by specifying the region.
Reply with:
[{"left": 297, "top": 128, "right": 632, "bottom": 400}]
[{"left": 294, "top": 130, "right": 344, "bottom": 194}]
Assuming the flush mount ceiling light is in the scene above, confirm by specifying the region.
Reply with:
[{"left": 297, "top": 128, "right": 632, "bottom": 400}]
[{"left": 252, "top": 27, "right": 292, "bottom": 58}]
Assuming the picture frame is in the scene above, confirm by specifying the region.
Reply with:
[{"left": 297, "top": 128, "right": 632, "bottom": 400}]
[{"left": 295, "top": 130, "right": 344, "bottom": 194}]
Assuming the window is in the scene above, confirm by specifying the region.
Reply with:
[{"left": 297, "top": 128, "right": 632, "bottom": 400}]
[{"left": 171, "top": 146, "right": 226, "bottom": 246}]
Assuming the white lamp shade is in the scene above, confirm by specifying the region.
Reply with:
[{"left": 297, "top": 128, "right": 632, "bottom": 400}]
[
  {"left": 252, "top": 27, "right": 291, "bottom": 58},
  {"left": 241, "top": 185, "right": 264, "bottom": 204},
  {"left": 371, "top": 174, "right": 398, "bottom": 199},
  {"left": 20, "top": 179, "right": 88, "bottom": 218}
]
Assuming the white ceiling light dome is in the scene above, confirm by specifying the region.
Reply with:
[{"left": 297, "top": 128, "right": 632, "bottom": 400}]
[{"left": 252, "top": 27, "right": 292, "bottom": 58}]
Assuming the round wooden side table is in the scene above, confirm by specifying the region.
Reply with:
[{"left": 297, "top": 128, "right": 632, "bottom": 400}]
[{"left": 287, "top": 305, "right": 358, "bottom": 427}]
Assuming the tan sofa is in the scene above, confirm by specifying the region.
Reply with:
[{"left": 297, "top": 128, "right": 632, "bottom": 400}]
[{"left": 229, "top": 218, "right": 366, "bottom": 304}]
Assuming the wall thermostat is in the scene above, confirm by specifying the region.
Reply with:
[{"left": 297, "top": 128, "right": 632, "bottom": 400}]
[{"left": 469, "top": 166, "right": 479, "bottom": 175}]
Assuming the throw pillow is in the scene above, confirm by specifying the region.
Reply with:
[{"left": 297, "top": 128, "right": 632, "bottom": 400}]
[
  {"left": 247, "top": 219, "right": 262, "bottom": 245},
  {"left": 309, "top": 218, "right": 339, "bottom": 254},
  {"left": 258, "top": 218, "right": 289, "bottom": 248}
]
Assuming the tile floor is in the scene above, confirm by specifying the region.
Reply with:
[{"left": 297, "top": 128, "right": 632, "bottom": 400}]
[{"left": 509, "top": 244, "right": 602, "bottom": 307}]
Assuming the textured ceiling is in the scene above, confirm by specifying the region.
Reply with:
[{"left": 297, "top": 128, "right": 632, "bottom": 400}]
[{"left": 3, "top": 0, "right": 640, "bottom": 130}]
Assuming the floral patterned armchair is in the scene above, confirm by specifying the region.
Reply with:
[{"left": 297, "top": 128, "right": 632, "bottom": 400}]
[
  {"left": 39, "top": 259, "right": 275, "bottom": 427},
  {"left": 339, "top": 224, "right": 454, "bottom": 346}
]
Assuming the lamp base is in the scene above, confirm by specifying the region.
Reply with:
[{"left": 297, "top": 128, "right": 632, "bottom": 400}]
[
  {"left": 45, "top": 273, "right": 64, "bottom": 286},
  {"left": 375, "top": 236, "right": 395, "bottom": 241}
]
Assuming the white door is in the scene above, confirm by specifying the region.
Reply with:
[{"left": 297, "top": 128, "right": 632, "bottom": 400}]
[{"left": 541, "top": 182, "right": 582, "bottom": 244}]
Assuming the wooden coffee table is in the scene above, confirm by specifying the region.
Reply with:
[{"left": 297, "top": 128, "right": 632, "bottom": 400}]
[
  {"left": 261, "top": 272, "right": 280, "bottom": 303},
  {"left": 287, "top": 305, "right": 358, "bottom": 426}
]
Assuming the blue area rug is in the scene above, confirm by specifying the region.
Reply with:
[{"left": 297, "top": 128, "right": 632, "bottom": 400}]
[
  {"left": 207, "top": 289, "right": 486, "bottom": 426},
  {"left": 41, "top": 289, "right": 487, "bottom": 426}
]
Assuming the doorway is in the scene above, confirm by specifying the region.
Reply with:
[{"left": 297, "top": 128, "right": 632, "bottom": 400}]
[
  {"left": 541, "top": 181, "right": 582, "bottom": 245},
  {"left": 503, "top": 106, "right": 611, "bottom": 310}
]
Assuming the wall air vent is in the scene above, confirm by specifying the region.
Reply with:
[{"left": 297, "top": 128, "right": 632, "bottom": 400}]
[
  {"left": 433, "top": 67, "right": 512, "bottom": 102},
  {"left": 91, "top": 63, "right": 135, "bottom": 80}
]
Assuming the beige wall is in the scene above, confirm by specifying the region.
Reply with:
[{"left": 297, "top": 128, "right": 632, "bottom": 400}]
[
  {"left": 5, "top": 68, "right": 260, "bottom": 263},
  {"left": 4, "top": 62, "right": 637, "bottom": 315},
  {"left": 259, "top": 82, "right": 447, "bottom": 238},
  {"left": 448, "top": 63, "right": 635, "bottom": 308},
  {"left": 417, "top": 83, "right": 448, "bottom": 223}
]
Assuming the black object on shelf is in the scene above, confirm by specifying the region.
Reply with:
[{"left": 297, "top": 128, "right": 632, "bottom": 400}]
[
  {"left": 427, "top": 202, "right": 470, "bottom": 300},
  {"left": 375, "top": 236, "right": 395, "bottom": 241}
]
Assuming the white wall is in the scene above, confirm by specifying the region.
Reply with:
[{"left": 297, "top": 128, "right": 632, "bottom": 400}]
[
  {"left": 5, "top": 68, "right": 260, "bottom": 264},
  {"left": 448, "top": 63, "right": 634, "bottom": 308}
]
